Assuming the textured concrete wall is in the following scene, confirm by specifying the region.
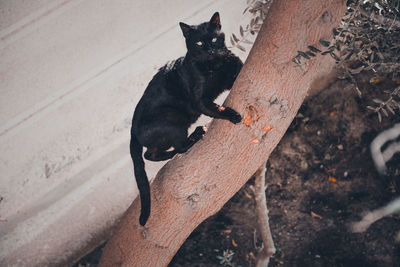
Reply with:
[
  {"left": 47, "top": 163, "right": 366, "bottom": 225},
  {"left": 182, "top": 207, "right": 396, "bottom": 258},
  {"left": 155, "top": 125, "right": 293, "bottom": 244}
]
[{"left": 0, "top": 0, "right": 251, "bottom": 265}]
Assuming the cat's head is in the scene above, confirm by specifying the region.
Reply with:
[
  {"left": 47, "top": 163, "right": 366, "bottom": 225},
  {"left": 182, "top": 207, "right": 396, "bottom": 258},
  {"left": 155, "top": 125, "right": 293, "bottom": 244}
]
[{"left": 179, "top": 12, "right": 228, "bottom": 61}]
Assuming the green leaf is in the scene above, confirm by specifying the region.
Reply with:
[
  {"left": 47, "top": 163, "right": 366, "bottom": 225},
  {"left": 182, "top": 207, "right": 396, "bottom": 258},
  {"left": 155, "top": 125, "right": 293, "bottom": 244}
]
[
  {"left": 306, "top": 51, "right": 317, "bottom": 57},
  {"left": 298, "top": 50, "right": 310, "bottom": 59},
  {"left": 230, "top": 36, "right": 235, "bottom": 46},
  {"left": 333, "top": 28, "right": 340, "bottom": 36},
  {"left": 327, "top": 46, "right": 336, "bottom": 52},
  {"left": 386, "top": 103, "right": 395, "bottom": 114},
  {"left": 308, "top": 45, "right": 321, "bottom": 53},
  {"left": 242, "top": 39, "right": 253, "bottom": 44},
  {"left": 381, "top": 107, "right": 388, "bottom": 117},
  {"left": 237, "top": 44, "right": 246, "bottom": 52},
  {"left": 292, "top": 57, "right": 301, "bottom": 65},
  {"left": 232, "top": 33, "right": 239, "bottom": 42},
  {"left": 319, "top": 39, "right": 331, "bottom": 47},
  {"left": 373, "top": 98, "right": 384, "bottom": 104},
  {"left": 330, "top": 52, "right": 340, "bottom": 61}
]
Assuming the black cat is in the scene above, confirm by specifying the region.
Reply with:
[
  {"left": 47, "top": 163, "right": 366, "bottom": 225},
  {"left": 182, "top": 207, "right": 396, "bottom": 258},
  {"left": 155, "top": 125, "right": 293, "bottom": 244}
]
[{"left": 130, "top": 12, "right": 243, "bottom": 226}]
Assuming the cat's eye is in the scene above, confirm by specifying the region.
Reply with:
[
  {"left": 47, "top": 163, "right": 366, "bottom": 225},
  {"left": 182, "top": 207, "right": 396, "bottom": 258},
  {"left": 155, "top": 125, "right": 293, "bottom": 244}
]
[
  {"left": 211, "top": 37, "right": 217, "bottom": 43},
  {"left": 196, "top": 41, "right": 203, "bottom": 46}
]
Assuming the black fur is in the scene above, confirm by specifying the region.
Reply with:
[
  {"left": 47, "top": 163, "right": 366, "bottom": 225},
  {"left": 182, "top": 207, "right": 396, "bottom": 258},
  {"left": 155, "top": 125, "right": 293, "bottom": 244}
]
[{"left": 130, "top": 12, "right": 243, "bottom": 226}]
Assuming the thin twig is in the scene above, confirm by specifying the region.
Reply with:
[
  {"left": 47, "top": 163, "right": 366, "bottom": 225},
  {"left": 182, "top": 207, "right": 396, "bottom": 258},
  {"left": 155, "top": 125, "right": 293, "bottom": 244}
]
[
  {"left": 351, "top": 197, "right": 400, "bottom": 233},
  {"left": 370, "top": 123, "right": 400, "bottom": 174},
  {"left": 358, "top": 8, "right": 400, "bottom": 28},
  {"left": 254, "top": 161, "right": 276, "bottom": 267}
]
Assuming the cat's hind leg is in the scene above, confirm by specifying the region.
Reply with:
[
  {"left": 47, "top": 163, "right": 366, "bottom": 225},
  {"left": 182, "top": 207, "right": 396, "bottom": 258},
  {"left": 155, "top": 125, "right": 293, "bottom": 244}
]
[
  {"left": 183, "top": 126, "right": 206, "bottom": 150},
  {"left": 144, "top": 147, "right": 177, "bottom": 161},
  {"left": 143, "top": 126, "right": 205, "bottom": 161}
]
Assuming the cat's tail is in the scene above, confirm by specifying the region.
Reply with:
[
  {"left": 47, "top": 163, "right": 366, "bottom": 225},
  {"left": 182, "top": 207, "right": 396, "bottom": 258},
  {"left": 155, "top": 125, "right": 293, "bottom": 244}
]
[{"left": 130, "top": 133, "right": 150, "bottom": 226}]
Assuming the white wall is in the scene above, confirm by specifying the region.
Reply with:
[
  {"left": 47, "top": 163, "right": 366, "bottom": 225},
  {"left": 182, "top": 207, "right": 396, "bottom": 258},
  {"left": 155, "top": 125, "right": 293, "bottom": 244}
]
[{"left": 0, "top": 0, "right": 253, "bottom": 265}]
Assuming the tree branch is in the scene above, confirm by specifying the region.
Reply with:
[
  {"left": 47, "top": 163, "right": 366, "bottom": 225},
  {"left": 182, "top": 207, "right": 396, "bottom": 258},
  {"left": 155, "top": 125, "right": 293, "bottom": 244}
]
[
  {"left": 99, "top": 1, "right": 347, "bottom": 266},
  {"left": 254, "top": 162, "right": 276, "bottom": 267}
]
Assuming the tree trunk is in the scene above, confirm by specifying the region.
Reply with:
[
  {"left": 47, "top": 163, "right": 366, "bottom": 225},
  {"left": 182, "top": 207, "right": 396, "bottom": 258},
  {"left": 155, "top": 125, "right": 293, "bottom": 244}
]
[{"left": 99, "top": 1, "right": 347, "bottom": 266}]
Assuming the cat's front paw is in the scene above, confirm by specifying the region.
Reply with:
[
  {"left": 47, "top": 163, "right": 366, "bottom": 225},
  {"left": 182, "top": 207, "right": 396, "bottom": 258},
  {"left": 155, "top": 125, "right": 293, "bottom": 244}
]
[{"left": 225, "top": 108, "right": 242, "bottom": 124}]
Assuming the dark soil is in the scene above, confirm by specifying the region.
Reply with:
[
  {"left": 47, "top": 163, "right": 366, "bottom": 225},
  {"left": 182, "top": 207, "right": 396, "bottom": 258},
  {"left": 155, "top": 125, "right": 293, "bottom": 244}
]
[{"left": 77, "top": 73, "right": 400, "bottom": 267}]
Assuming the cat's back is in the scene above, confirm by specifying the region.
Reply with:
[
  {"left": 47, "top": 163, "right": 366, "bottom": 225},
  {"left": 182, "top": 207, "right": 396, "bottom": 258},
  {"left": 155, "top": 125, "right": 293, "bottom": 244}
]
[
  {"left": 133, "top": 57, "right": 187, "bottom": 118},
  {"left": 160, "top": 57, "right": 185, "bottom": 74},
  {"left": 146, "top": 57, "right": 185, "bottom": 90}
]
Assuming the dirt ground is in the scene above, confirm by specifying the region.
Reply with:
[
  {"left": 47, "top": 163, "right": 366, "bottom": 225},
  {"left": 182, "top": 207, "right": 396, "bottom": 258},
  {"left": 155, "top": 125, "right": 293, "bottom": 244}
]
[{"left": 77, "top": 73, "right": 400, "bottom": 267}]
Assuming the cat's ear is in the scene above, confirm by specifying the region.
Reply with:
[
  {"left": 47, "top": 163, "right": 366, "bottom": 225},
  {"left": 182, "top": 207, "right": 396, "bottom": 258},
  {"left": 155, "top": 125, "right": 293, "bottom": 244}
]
[
  {"left": 209, "top": 12, "right": 221, "bottom": 31},
  {"left": 179, "top": 22, "right": 192, "bottom": 38}
]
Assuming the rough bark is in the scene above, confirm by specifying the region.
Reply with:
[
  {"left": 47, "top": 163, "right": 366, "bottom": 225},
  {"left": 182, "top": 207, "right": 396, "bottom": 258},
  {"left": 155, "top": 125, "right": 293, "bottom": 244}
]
[{"left": 99, "top": 1, "right": 347, "bottom": 266}]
